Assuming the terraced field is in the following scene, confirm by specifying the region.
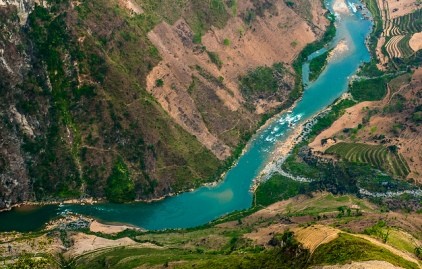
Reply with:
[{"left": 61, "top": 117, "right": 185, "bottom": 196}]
[
  {"left": 394, "top": 9, "right": 422, "bottom": 35},
  {"left": 383, "top": 9, "right": 422, "bottom": 37},
  {"left": 397, "top": 34, "right": 414, "bottom": 58},
  {"left": 382, "top": 8, "right": 421, "bottom": 59},
  {"left": 385, "top": 35, "right": 404, "bottom": 58},
  {"left": 326, "top": 142, "right": 410, "bottom": 178}
]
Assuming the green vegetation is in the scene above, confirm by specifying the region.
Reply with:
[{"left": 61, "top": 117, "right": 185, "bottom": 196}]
[
  {"left": 386, "top": 230, "right": 418, "bottom": 254},
  {"left": 72, "top": 223, "right": 420, "bottom": 269},
  {"left": 311, "top": 233, "right": 419, "bottom": 269},
  {"left": 223, "top": 38, "right": 231, "bottom": 46},
  {"left": 25, "top": 5, "right": 84, "bottom": 199},
  {"left": 239, "top": 63, "right": 286, "bottom": 99},
  {"left": 155, "top": 78, "right": 164, "bottom": 87},
  {"left": 279, "top": 95, "right": 418, "bottom": 209},
  {"left": 291, "top": 16, "right": 336, "bottom": 101},
  {"left": 285, "top": 1, "right": 294, "bottom": 8},
  {"left": 364, "top": 220, "right": 390, "bottom": 243},
  {"left": 4, "top": 255, "right": 54, "bottom": 269},
  {"left": 293, "top": 16, "right": 336, "bottom": 71},
  {"left": 309, "top": 99, "right": 357, "bottom": 138},
  {"left": 412, "top": 105, "right": 422, "bottom": 123},
  {"left": 226, "top": 0, "right": 238, "bottom": 16},
  {"left": 392, "top": 9, "right": 422, "bottom": 34},
  {"left": 106, "top": 158, "right": 135, "bottom": 203},
  {"left": 16, "top": 0, "right": 230, "bottom": 202},
  {"left": 309, "top": 50, "right": 329, "bottom": 81},
  {"left": 75, "top": 230, "right": 310, "bottom": 269},
  {"left": 283, "top": 144, "right": 322, "bottom": 179},
  {"left": 255, "top": 174, "right": 309, "bottom": 206},
  {"left": 350, "top": 77, "right": 387, "bottom": 101},
  {"left": 397, "top": 35, "right": 414, "bottom": 58},
  {"left": 207, "top": 50, "right": 223, "bottom": 69},
  {"left": 358, "top": 0, "right": 385, "bottom": 76},
  {"left": 363, "top": 221, "right": 418, "bottom": 254},
  {"left": 326, "top": 142, "right": 410, "bottom": 178},
  {"left": 416, "top": 247, "right": 422, "bottom": 259},
  {"left": 188, "top": 0, "right": 230, "bottom": 43}
]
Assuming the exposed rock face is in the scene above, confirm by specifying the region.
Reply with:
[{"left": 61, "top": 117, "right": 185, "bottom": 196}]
[
  {"left": 0, "top": 0, "right": 39, "bottom": 24},
  {"left": 0, "top": 3, "right": 33, "bottom": 208}
]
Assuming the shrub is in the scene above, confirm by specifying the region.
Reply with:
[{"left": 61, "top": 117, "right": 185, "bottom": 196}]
[{"left": 156, "top": 78, "right": 164, "bottom": 87}]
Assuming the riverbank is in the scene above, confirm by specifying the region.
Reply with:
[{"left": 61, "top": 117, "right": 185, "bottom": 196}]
[
  {"left": 0, "top": 198, "right": 100, "bottom": 213},
  {"left": 3, "top": 191, "right": 421, "bottom": 269}
]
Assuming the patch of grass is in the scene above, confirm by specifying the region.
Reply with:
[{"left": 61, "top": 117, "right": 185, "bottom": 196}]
[
  {"left": 207, "top": 50, "right": 223, "bottom": 69},
  {"left": 223, "top": 38, "right": 231, "bottom": 46},
  {"left": 226, "top": 0, "right": 238, "bottom": 15},
  {"left": 364, "top": 220, "right": 390, "bottom": 243},
  {"left": 311, "top": 233, "right": 419, "bottom": 269},
  {"left": 255, "top": 174, "right": 309, "bottom": 206},
  {"left": 372, "top": 228, "right": 417, "bottom": 254}
]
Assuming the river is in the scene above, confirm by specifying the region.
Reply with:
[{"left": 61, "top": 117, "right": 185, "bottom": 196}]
[{"left": 0, "top": 0, "right": 373, "bottom": 232}]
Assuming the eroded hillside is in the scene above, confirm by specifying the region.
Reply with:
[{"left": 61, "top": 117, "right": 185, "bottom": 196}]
[
  {"left": 146, "top": 0, "right": 328, "bottom": 158},
  {"left": 0, "top": 0, "right": 329, "bottom": 208}
]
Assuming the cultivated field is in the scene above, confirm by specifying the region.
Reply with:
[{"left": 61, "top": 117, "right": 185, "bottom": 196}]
[
  {"left": 326, "top": 142, "right": 410, "bottom": 178},
  {"left": 377, "top": 0, "right": 421, "bottom": 61}
]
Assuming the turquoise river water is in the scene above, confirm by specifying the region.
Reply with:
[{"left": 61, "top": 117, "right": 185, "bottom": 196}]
[{"left": 0, "top": 0, "right": 373, "bottom": 232}]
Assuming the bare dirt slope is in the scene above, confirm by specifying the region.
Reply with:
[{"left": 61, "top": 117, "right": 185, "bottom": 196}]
[
  {"left": 118, "top": 0, "right": 143, "bottom": 15},
  {"left": 66, "top": 233, "right": 137, "bottom": 256},
  {"left": 146, "top": 0, "right": 328, "bottom": 158},
  {"left": 383, "top": 0, "right": 420, "bottom": 19},
  {"left": 409, "top": 32, "right": 422, "bottom": 52},
  {"left": 293, "top": 225, "right": 340, "bottom": 253},
  {"left": 309, "top": 100, "right": 379, "bottom": 153}
]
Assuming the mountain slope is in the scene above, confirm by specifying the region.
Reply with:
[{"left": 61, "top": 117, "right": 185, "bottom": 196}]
[{"left": 0, "top": 0, "right": 328, "bottom": 208}]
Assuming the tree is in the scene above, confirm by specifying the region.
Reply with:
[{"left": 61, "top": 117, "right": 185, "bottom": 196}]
[
  {"left": 105, "top": 157, "right": 135, "bottom": 203},
  {"left": 6, "top": 255, "right": 51, "bottom": 269},
  {"left": 415, "top": 246, "right": 422, "bottom": 259}
]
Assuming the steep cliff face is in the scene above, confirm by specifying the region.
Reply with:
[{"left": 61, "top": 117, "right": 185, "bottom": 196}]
[
  {"left": 0, "top": 0, "right": 328, "bottom": 208},
  {"left": 0, "top": 2, "right": 34, "bottom": 208}
]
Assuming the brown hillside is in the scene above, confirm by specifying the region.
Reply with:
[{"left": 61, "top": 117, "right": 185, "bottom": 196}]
[{"left": 146, "top": 0, "right": 328, "bottom": 158}]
